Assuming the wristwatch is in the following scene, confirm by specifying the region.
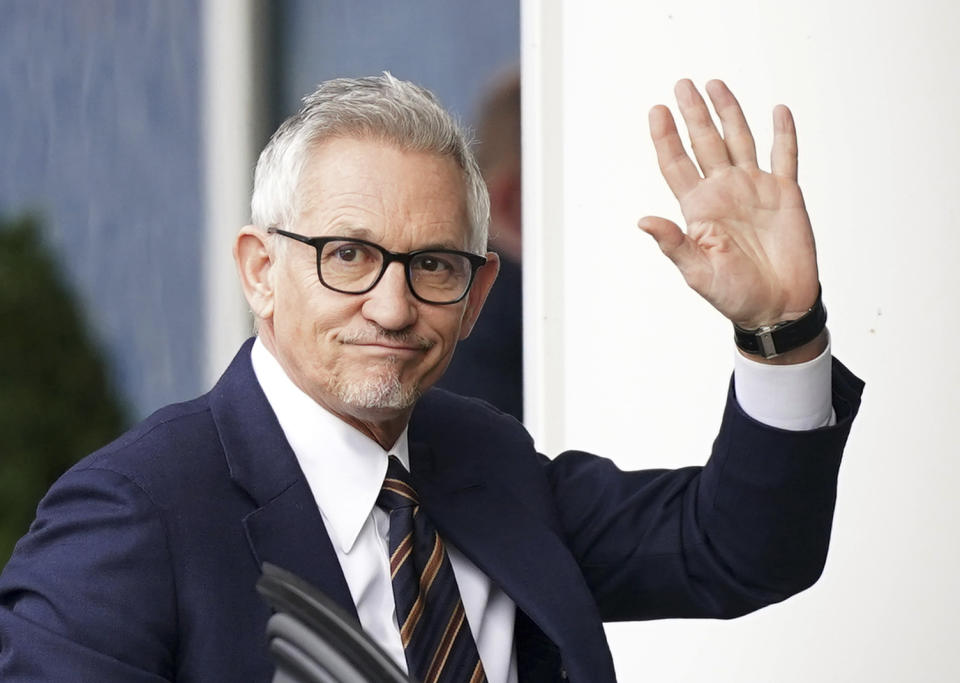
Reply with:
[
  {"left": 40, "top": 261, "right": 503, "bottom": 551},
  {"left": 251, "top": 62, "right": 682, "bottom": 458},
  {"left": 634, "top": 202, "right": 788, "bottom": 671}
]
[{"left": 733, "top": 286, "right": 827, "bottom": 359}]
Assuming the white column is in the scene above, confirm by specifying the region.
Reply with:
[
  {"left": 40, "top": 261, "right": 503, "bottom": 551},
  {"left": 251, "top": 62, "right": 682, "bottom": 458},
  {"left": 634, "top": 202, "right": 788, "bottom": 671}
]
[
  {"left": 201, "top": 0, "right": 262, "bottom": 384},
  {"left": 520, "top": 0, "right": 567, "bottom": 453}
]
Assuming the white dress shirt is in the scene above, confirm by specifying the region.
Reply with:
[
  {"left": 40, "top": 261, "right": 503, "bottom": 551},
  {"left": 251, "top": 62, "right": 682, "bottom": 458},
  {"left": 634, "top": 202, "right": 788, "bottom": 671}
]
[
  {"left": 251, "top": 339, "right": 518, "bottom": 682},
  {"left": 250, "top": 336, "right": 835, "bottom": 682}
]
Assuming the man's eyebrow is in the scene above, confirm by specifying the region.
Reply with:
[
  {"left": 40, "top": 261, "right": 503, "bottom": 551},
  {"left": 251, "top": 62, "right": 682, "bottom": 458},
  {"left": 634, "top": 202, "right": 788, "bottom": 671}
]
[
  {"left": 326, "top": 225, "right": 376, "bottom": 241},
  {"left": 327, "top": 227, "right": 467, "bottom": 252},
  {"left": 416, "top": 226, "right": 472, "bottom": 252},
  {"left": 418, "top": 239, "right": 467, "bottom": 251}
]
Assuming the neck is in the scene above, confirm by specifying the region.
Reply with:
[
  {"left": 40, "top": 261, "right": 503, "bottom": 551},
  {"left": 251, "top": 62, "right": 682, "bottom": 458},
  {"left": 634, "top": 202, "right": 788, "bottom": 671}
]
[
  {"left": 360, "top": 421, "right": 407, "bottom": 450},
  {"left": 336, "top": 407, "right": 412, "bottom": 451}
]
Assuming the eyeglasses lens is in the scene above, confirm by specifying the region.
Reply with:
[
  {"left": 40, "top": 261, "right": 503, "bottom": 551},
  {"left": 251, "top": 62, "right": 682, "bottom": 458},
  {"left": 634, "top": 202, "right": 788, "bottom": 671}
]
[
  {"left": 319, "top": 240, "right": 473, "bottom": 303},
  {"left": 409, "top": 252, "right": 473, "bottom": 303},
  {"left": 319, "top": 241, "right": 382, "bottom": 291}
]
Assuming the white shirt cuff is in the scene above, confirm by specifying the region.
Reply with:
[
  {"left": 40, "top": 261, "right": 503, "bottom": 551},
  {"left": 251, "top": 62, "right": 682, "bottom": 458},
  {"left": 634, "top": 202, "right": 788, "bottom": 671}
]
[{"left": 733, "top": 336, "right": 836, "bottom": 431}]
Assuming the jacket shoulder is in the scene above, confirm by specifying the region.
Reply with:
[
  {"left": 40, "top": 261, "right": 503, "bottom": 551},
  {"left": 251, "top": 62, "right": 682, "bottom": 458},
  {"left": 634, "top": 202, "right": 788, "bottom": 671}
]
[
  {"left": 71, "top": 392, "right": 223, "bottom": 504},
  {"left": 412, "top": 387, "right": 533, "bottom": 449}
]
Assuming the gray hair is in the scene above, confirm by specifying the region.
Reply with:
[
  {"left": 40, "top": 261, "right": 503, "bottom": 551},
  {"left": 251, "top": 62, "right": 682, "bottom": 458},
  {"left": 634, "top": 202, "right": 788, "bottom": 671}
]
[{"left": 250, "top": 73, "right": 490, "bottom": 253}]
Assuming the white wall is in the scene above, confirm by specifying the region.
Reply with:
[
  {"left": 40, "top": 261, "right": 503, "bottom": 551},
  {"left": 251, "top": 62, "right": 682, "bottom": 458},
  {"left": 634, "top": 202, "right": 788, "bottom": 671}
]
[{"left": 522, "top": 1, "right": 960, "bottom": 681}]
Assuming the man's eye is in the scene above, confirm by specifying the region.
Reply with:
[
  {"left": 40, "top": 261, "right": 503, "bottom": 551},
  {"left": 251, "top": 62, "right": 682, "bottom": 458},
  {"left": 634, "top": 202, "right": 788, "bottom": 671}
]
[
  {"left": 336, "top": 247, "right": 359, "bottom": 262},
  {"left": 331, "top": 243, "right": 375, "bottom": 264},
  {"left": 418, "top": 257, "right": 448, "bottom": 272}
]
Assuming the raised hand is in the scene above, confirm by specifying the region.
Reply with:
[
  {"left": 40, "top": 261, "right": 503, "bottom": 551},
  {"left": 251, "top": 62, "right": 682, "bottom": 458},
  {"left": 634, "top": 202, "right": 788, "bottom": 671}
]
[{"left": 638, "top": 79, "right": 820, "bottom": 331}]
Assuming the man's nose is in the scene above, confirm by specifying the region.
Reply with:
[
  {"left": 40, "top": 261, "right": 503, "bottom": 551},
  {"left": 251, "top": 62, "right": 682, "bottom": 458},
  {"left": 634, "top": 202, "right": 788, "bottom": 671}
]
[{"left": 360, "top": 262, "right": 418, "bottom": 330}]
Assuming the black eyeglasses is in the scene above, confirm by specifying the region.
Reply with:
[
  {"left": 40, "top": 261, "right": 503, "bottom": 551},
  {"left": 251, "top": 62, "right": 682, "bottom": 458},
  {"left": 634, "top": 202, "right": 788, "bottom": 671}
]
[{"left": 267, "top": 228, "right": 488, "bottom": 305}]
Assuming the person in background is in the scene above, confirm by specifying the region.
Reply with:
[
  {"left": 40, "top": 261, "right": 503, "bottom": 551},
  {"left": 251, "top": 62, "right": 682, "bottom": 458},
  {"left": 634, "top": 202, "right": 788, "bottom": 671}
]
[{"left": 438, "top": 70, "right": 523, "bottom": 420}]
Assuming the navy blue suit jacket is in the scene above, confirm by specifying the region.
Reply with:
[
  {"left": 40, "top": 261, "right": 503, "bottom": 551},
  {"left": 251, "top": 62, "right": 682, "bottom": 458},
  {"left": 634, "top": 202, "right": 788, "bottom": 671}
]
[{"left": 0, "top": 340, "right": 863, "bottom": 681}]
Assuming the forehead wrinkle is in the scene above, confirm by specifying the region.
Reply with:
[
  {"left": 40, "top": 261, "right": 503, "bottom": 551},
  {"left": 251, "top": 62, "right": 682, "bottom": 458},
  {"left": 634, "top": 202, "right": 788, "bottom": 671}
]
[
  {"left": 298, "top": 193, "right": 385, "bottom": 238},
  {"left": 406, "top": 220, "right": 468, "bottom": 251},
  {"left": 389, "top": 217, "right": 470, "bottom": 252},
  {"left": 320, "top": 190, "right": 468, "bottom": 251},
  {"left": 298, "top": 138, "right": 471, "bottom": 249},
  {"left": 389, "top": 184, "right": 471, "bottom": 249}
]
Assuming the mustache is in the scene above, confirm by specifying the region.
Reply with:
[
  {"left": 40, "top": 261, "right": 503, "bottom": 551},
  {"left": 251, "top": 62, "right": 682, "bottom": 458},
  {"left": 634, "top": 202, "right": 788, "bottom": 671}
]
[{"left": 339, "top": 327, "right": 435, "bottom": 350}]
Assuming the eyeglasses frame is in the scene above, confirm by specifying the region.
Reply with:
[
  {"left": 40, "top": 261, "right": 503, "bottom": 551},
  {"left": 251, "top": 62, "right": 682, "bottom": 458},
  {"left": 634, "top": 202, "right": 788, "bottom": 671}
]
[{"left": 267, "top": 227, "right": 488, "bottom": 305}]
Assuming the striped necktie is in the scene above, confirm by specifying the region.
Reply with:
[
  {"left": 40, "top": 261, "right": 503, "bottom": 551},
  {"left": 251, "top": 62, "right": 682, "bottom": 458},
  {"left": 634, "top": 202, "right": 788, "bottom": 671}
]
[{"left": 377, "top": 456, "right": 487, "bottom": 683}]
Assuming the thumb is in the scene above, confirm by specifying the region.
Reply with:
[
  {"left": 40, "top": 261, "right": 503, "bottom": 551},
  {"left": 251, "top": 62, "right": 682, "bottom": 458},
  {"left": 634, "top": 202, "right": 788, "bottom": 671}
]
[{"left": 636, "top": 216, "right": 699, "bottom": 271}]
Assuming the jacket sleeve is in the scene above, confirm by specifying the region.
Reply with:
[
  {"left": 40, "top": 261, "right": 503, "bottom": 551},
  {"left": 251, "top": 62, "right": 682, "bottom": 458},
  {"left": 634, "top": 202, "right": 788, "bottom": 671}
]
[
  {"left": 545, "top": 357, "right": 864, "bottom": 621},
  {"left": 0, "top": 466, "right": 177, "bottom": 681}
]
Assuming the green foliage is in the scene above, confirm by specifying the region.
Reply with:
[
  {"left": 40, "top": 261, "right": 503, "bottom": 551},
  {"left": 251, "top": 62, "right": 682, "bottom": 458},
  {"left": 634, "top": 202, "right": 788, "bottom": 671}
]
[{"left": 0, "top": 215, "right": 127, "bottom": 567}]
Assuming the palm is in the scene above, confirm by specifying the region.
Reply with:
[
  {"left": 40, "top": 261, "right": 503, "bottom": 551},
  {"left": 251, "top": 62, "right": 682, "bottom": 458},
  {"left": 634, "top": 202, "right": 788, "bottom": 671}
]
[{"left": 639, "top": 80, "right": 819, "bottom": 328}]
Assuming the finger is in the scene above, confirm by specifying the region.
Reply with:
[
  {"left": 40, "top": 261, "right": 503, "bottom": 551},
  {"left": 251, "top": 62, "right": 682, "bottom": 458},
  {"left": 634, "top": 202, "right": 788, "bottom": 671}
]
[
  {"left": 705, "top": 79, "right": 758, "bottom": 168},
  {"left": 637, "top": 216, "right": 702, "bottom": 273},
  {"left": 771, "top": 104, "right": 798, "bottom": 180},
  {"left": 674, "top": 79, "right": 730, "bottom": 176},
  {"left": 649, "top": 105, "right": 701, "bottom": 198}
]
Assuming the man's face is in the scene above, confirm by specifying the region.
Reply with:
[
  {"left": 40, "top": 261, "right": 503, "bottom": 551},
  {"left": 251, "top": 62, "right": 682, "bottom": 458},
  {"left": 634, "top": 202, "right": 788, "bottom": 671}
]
[{"left": 262, "top": 136, "right": 496, "bottom": 430}]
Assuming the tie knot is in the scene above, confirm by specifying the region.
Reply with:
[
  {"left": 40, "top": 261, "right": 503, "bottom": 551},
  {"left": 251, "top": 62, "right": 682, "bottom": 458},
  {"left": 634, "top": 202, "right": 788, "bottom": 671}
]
[{"left": 377, "top": 455, "right": 420, "bottom": 512}]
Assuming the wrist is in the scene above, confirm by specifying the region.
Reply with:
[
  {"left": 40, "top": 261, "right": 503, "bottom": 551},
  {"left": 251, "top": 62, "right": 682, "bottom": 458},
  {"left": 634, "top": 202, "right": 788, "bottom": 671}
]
[
  {"left": 733, "top": 285, "right": 827, "bottom": 361},
  {"left": 737, "top": 328, "right": 828, "bottom": 365}
]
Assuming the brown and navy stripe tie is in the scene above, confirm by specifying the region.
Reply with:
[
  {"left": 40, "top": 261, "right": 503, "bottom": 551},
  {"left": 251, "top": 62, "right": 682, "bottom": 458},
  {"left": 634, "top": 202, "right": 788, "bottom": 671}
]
[{"left": 377, "top": 456, "right": 487, "bottom": 683}]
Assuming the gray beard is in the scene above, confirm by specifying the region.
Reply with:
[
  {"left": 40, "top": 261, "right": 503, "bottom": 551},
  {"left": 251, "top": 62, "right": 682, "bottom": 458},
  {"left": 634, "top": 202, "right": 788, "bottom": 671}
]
[{"left": 332, "top": 361, "right": 421, "bottom": 410}]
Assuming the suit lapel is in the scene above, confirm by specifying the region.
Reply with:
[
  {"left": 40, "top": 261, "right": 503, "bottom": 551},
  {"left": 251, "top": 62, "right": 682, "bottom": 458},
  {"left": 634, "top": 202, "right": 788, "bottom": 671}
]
[
  {"left": 241, "top": 480, "right": 357, "bottom": 620},
  {"left": 408, "top": 440, "right": 617, "bottom": 683},
  {"left": 209, "top": 339, "right": 357, "bottom": 619}
]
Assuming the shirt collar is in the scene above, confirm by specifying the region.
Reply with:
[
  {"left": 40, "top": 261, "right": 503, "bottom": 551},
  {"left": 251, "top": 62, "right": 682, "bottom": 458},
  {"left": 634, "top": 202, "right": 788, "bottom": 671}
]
[{"left": 250, "top": 338, "right": 410, "bottom": 554}]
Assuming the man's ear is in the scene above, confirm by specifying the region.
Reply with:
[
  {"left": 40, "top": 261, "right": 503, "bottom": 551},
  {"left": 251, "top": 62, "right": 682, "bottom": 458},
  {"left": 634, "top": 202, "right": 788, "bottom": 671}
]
[
  {"left": 459, "top": 251, "right": 500, "bottom": 340},
  {"left": 234, "top": 225, "right": 276, "bottom": 322}
]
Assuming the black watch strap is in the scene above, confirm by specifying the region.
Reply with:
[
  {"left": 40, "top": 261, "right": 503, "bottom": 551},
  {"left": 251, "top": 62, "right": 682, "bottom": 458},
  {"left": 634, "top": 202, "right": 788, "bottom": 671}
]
[{"left": 733, "top": 286, "right": 827, "bottom": 359}]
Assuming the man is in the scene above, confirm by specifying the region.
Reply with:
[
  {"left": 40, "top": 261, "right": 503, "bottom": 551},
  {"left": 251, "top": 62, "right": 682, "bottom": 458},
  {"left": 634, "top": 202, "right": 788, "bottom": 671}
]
[{"left": 0, "top": 74, "right": 862, "bottom": 682}]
